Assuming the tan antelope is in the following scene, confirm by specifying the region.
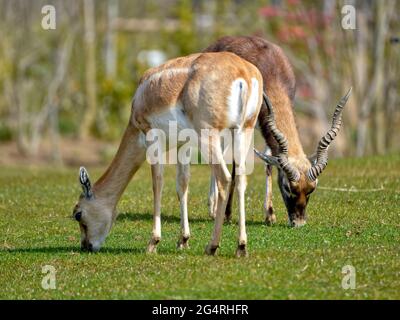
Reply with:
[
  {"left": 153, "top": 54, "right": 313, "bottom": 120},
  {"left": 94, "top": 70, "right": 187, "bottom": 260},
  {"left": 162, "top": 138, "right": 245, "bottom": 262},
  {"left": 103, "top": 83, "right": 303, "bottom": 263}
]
[
  {"left": 205, "top": 36, "right": 351, "bottom": 227},
  {"left": 72, "top": 52, "right": 263, "bottom": 256}
]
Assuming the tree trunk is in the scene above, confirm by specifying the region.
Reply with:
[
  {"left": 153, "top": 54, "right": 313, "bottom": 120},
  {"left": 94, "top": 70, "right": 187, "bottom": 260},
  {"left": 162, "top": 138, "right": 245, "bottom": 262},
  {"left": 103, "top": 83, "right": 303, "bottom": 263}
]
[
  {"left": 30, "top": 34, "right": 74, "bottom": 157},
  {"left": 105, "top": 0, "right": 118, "bottom": 78},
  {"left": 49, "top": 103, "right": 62, "bottom": 164},
  {"left": 356, "top": 0, "right": 388, "bottom": 156},
  {"left": 80, "top": 0, "right": 97, "bottom": 139},
  {"left": 373, "top": 0, "right": 392, "bottom": 155},
  {"left": 356, "top": 118, "right": 369, "bottom": 157}
]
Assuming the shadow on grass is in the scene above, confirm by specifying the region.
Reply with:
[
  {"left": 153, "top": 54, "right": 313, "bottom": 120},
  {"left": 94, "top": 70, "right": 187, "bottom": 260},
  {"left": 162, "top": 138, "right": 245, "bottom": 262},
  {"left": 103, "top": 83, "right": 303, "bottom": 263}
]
[
  {"left": 117, "top": 211, "right": 290, "bottom": 228},
  {"left": 0, "top": 245, "right": 217, "bottom": 256},
  {"left": 1, "top": 246, "right": 144, "bottom": 255},
  {"left": 0, "top": 215, "right": 291, "bottom": 255},
  {"left": 118, "top": 211, "right": 210, "bottom": 223}
]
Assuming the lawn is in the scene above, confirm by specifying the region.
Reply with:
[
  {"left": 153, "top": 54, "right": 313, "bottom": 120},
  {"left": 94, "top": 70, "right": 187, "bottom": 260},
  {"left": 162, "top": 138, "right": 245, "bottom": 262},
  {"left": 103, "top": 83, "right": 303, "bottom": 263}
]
[{"left": 0, "top": 155, "right": 399, "bottom": 299}]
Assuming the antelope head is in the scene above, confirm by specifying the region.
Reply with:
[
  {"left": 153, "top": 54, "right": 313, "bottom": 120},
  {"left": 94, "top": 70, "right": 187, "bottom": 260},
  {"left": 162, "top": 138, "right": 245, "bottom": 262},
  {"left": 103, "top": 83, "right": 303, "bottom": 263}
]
[
  {"left": 255, "top": 88, "right": 352, "bottom": 227},
  {"left": 72, "top": 167, "right": 114, "bottom": 252}
]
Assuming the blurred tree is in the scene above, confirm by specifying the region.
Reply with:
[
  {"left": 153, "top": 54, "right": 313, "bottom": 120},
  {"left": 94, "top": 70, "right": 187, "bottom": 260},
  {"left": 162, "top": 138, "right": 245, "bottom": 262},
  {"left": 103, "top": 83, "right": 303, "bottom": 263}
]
[
  {"left": 0, "top": 0, "right": 79, "bottom": 161},
  {"left": 0, "top": 0, "right": 398, "bottom": 164},
  {"left": 80, "top": 0, "right": 97, "bottom": 139},
  {"left": 170, "top": 0, "right": 197, "bottom": 56},
  {"left": 105, "top": 0, "right": 118, "bottom": 79},
  {"left": 258, "top": 0, "right": 399, "bottom": 156}
]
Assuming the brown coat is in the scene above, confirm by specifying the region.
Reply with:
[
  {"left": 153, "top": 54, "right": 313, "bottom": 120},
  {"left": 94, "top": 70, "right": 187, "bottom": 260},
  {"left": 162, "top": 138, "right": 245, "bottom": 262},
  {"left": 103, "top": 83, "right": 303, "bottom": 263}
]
[{"left": 204, "top": 35, "right": 305, "bottom": 158}]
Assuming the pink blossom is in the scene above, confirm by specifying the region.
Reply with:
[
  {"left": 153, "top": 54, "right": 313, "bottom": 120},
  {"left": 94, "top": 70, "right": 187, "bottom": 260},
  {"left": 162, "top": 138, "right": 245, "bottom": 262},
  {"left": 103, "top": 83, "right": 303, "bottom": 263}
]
[
  {"left": 287, "top": 0, "right": 300, "bottom": 6},
  {"left": 258, "top": 6, "right": 280, "bottom": 18}
]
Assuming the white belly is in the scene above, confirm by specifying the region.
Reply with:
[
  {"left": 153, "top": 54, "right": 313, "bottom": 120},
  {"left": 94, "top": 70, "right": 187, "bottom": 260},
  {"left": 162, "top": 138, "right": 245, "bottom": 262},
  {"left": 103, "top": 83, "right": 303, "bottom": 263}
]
[{"left": 146, "top": 103, "right": 194, "bottom": 148}]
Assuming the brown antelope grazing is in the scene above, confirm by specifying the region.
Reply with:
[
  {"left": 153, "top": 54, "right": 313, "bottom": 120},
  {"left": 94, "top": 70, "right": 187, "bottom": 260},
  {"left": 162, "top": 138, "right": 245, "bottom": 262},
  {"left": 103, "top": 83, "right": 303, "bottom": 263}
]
[
  {"left": 72, "top": 52, "right": 263, "bottom": 256},
  {"left": 205, "top": 36, "right": 351, "bottom": 227}
]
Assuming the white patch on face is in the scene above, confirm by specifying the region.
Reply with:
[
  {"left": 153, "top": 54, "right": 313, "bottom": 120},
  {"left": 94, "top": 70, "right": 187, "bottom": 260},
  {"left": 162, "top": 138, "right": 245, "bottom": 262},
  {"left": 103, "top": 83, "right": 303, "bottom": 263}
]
[
  {"left": 245, "top": 77, "right": 260, "bottom": 120},
  {"left": 227, "top": 78, "right": 247, "bottom": 128},
  {"left": 134, "top": 68, "right": 189, "bottom": 107}
]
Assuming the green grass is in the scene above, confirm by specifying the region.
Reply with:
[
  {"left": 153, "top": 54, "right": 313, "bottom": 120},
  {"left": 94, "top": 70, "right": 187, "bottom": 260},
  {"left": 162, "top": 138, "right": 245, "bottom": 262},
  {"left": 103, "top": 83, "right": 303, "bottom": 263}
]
[{"left": 0, "top": 155, "right": 399, "bottom": 299}]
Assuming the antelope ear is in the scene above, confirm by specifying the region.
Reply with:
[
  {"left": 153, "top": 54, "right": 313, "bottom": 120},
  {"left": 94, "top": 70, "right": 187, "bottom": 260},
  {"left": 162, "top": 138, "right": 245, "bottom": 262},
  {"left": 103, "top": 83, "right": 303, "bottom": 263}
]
[
  {"left": 79, "top": 167, "right": 93, "bottom": 199},
  {"left": 254, "top": 148, "right": 280, "bottom": 167}
]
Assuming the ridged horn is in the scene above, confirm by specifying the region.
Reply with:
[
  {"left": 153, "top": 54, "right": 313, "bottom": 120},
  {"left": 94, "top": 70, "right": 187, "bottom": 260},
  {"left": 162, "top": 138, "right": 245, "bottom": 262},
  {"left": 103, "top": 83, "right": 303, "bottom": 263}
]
[
  {"left": 307, "top": 88, "right": 352, "bottom": 181},
  {"left": 262, "top": 92, "right": 300, "bottom": 182},
  {"left": 254, "top": 148, "right": 280, "bottom": 167}
]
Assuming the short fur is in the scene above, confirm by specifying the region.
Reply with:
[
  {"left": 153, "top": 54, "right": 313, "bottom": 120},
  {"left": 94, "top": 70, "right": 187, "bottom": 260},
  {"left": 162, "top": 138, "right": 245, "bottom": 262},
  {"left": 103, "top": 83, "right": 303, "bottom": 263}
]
[
  {"left": 73, "top": 51, "right": 263, "bottom": 255},
  {"left": 205, "top": 36, "right": 313, "bottom": 226}
]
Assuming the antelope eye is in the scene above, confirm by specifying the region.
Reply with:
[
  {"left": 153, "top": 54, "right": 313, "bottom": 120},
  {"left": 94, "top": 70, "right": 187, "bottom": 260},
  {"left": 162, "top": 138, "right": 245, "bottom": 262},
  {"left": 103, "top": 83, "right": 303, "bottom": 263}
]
[{"left": 75, "top": 211, "right": 82, "bottom": 222}]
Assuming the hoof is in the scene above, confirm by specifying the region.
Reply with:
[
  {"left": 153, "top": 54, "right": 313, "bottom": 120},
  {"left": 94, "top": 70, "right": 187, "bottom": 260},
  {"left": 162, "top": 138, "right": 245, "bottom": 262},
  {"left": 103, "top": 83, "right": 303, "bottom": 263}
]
[
  {"left": 235, "top": 244, "right": 248, "bottom": 258},
  {"left": 177, "top": 236, "right": 190, "bottom": 250},
  {"left": 265, "top": 207, "right": 276, "bottom": 226},
  {"left": 146, "top": 244, "right": 157, "bottom": 253},
  {"left": 146, "top": 237, "right": 160, "bottom": 253},
  {"left": 205, "top": 243, "right": 219, "bottom": 256}
]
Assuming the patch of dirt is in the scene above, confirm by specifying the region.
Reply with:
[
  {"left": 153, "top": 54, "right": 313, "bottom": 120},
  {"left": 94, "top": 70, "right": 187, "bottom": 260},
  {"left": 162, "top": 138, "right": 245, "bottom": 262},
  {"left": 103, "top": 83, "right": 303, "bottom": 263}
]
[{"left": 0, "top": 137, "right": 117, "bottom": 167}]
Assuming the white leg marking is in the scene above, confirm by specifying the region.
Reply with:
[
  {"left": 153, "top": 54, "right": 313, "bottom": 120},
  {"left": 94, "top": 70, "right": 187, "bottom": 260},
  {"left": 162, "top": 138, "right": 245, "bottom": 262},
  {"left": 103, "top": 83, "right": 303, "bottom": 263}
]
[
  {"left": 234, "top": 130, "right": 253, "bottom": 257},
  {"left": 262, "top": 146, "right": 275, "bottom": 225},
  {"left": 176, "top": 157, "right": 191, "bottom": 249},
  {"left": 148, "top": 163, "right": 164, "bottom": 253},
  {"left": 208, "top": 173, "right": 218, "bottom": 219}
]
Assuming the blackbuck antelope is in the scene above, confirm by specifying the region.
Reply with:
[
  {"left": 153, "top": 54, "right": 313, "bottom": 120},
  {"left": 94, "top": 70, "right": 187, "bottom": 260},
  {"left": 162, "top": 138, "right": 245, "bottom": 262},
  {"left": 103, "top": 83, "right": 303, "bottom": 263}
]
[
  {"left": 72, "top": 52, "right": 263, "bottom": 256},
  {"left": 205, "top": 36, "right": 351, "bottom": 227}
]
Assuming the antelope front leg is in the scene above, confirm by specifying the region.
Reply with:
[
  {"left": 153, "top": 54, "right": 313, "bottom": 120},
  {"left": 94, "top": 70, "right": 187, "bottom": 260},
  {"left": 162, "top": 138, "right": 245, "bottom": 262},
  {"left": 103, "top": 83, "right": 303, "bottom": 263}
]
[
  {"left": 264, "top": 164, "right": 276, "bottom": 225},
  {"left": 176, "top": 161, "right": 191, "bottom": 249},
  {"left": 261, "top": 147, "right": 275, "bottom": 225},
  {"left": 147, "top": 163, "right": 164, "bottom": 253}
]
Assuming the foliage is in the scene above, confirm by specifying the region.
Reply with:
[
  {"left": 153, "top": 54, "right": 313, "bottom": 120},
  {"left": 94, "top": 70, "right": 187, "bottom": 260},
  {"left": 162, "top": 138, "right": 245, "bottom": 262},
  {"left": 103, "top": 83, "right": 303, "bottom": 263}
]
[{"left": 0, "top": 0, "right": 399, "bottom": 159}]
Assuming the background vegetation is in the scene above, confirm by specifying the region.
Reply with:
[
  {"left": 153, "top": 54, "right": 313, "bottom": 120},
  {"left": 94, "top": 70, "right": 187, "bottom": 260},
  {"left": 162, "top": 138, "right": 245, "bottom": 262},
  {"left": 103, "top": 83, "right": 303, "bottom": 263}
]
[
  {"left": 0, "top": 0, "right": 399, "bottom": 165},
  {"left": 0, "top": 0, "right": 399, "bottom": 300}
]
